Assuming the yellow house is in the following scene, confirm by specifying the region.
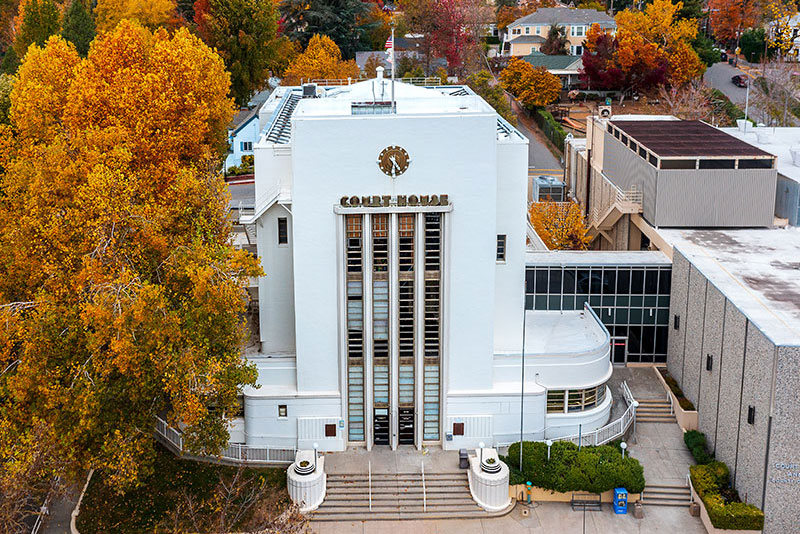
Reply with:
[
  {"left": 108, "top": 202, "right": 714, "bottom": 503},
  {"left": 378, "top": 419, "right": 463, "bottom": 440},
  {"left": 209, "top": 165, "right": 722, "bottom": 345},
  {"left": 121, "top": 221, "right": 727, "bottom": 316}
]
[{"left": 503, "top": 7, "right": 616, "bottom": 57}]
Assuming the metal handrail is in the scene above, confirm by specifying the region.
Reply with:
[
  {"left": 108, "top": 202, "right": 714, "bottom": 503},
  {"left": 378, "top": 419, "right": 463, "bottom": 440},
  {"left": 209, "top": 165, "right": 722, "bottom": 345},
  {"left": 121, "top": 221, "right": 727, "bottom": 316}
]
[
  {"left": 421, "top": 461, "right": 427, "bottom": 513},
  {"left": 155, "top": 416, "right": 294, "bottom": 465},
  {"left": 368, "top": 461, "right": 373, "bottom": 512},
  {"left": 551, "top": 381, "right": 638, "bottom": 447}
]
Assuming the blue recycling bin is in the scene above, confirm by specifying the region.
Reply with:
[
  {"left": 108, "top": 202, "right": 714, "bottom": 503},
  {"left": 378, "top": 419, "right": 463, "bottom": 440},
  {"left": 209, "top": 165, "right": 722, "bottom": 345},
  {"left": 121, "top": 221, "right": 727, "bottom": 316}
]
[{"left": 613, "top": 487, "right": 628, "bottom": 514}]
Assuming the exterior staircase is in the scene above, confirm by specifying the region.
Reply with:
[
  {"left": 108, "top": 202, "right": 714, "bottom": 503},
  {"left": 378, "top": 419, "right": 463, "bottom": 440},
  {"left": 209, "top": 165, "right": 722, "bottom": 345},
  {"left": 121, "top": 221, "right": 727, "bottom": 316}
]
[
  {"left": 641, "top": 483, "right": 692, "bottom": 507},
  {"left": 636, "top": 398, "right": 677, "bottom": 423},
  {"left": 587, "top": 175, "right": 643, "bottom": 244},
  {"left": 312, "top": 472, "right": 511, "bottom": 521}
]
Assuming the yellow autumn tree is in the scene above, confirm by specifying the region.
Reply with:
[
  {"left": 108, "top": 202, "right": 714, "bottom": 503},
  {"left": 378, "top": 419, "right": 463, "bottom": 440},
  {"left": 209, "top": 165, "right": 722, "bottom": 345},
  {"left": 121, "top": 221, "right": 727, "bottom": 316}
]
[
  {"left": 282, "top": 34, "right": 361, "bottom": 85},
  {"left": 614, "top": 0, "right": 705, "bottom": 86},
  {"left": 500, "top": 57, "right": 561, "bottom": 109},
  {"left": 529, "top": 201, "right": 591, "bottom": 250},
  {"left": 0, "top": 21, "right": 260, "bottom": 502},
  {"left": 94, "top": 0, "right": 176, "bottom": 33}
]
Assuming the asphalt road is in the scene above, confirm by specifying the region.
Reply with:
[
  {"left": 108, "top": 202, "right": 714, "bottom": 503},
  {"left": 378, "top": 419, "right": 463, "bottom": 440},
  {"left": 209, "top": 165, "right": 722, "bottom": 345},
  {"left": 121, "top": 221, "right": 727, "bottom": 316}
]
[
  {"left": 227, "top": 180, "right": 255, "bottom": 208},
  {"left": 703, "top": 61, "right": 773, "bottom": 124},
  {"left": 513, "top": 114, "right": 563, "bottom": 171}
]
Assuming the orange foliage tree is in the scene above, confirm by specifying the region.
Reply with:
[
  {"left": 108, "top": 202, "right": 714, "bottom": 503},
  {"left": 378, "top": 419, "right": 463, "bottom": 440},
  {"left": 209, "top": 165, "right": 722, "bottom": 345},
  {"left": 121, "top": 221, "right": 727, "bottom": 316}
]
[
  {"left": 0, "top": 22, "right": 260, "bottom": 492},
  {"left": 94, "top": 0, "right": 176, "bottom": 33},
  {"left": 708, "top": 0, "right": 761, "bottom": 44},
  {"left": 500, "top": 57, "right": 561, "bottom": 109},
  {"left": 282, "top": 34, "right": 361, "bottom": 85},
  {"left": 529, "top": 201, "right": 591, "bottom": 250}
]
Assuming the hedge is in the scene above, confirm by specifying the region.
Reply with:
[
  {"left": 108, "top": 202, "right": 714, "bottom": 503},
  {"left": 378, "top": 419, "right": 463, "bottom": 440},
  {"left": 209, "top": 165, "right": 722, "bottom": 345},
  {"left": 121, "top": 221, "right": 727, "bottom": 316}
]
[
  {"left": 690, "top": 461, "right": 764, "bottom": 531},
  {"left": 658, "top": 368, "right": 695, "bottom": 411},
  {"left": 684, "top": 430, "right": 714, "bottom": 465},
  {"left": 505, "top": 441, "right": 645, "bottom": 494},
  {"left": 533, "top": 109, "right": 567, "bottom": 152}
]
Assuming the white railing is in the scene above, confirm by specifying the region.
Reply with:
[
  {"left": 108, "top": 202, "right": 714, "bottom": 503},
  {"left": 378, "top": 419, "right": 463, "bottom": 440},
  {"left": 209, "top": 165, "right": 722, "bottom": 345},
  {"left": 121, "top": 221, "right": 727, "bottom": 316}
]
[
  {"left": 155, "top": 416, "right": 295, "bottom": 465},
  {"left": 552, "top": 381, "right": 638, "bottom": 448},
  {"left": 421, "top": 461, "right": 427, "bottom": 513},
  {"left": 590, "top": 174, "right": 643, "bottom": 227},
  {"left": 30, "top": 477, "right": 60, "bottom": 534},
  {"left": 302, "top": 76, "right": 442, "bottom": 87}
]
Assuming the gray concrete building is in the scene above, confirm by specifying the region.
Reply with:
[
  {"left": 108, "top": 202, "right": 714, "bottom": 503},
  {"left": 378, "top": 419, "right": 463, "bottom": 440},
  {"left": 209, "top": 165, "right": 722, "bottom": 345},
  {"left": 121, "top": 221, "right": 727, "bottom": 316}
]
[{"left": 662, "top": 227, "right": 800, "bottom": 534}]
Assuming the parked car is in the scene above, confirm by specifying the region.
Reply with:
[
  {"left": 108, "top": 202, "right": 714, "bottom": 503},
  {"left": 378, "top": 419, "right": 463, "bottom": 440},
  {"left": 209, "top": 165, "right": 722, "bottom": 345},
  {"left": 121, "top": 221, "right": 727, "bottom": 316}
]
[{"left": 731, "top": 75, "right": 748, "bottom": 87}]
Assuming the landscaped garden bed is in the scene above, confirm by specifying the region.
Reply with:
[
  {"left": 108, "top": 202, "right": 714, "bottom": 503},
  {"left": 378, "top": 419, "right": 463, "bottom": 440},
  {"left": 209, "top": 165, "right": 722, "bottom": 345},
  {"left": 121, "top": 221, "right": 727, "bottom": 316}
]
[
  {"left": 654, "top": 367, "right": 698, "bottom": 430},
  {"left": 503, "top": 440, "right": 645, "bottom": 497},
  {"left": 77, "top": 443, "right": 290, "bottom": 533},
  {"left": 684, "top": 431, "right": 764, "bottom": 532}
]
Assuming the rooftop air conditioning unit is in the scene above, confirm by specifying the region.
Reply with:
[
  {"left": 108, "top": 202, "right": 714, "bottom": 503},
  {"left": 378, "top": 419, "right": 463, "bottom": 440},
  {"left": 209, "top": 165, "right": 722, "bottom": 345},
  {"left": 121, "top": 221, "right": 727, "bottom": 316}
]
[
  {"left": 598, "top": 105, "right": 612, "bottom": 118},
  {"left": 302, "top": 83, "right": 318, "bottom": 98}
]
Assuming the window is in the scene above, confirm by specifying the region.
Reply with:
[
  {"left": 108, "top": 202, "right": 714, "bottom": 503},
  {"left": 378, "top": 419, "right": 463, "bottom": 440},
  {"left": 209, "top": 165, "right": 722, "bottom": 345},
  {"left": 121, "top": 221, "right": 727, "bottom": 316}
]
[
  {"left": 325, "top": 424, "right": 337, "bottom": 437},
  {"left": 232, "top": 395, "right": 245, "bottom": 417},
  {"left": 496, "top": 234, "right": 507, "bottom": 262},
  {"left": 453, "top": 422, "right": 465, "bottom": 436},
  {"left": 512, "top": 28, "right": 521, "bottom": 35},
  {"left": 572, "top": 25, "right": 585, "bottom": 37},
  {"left": 240, "top": 141, "right": 253, "bottom": 152},
  {"left": 277, "top": 217, "right": 288, "bottom": 245},
  {"left": 547, "top": 390, "right": 565, "bottom": 413},
  {"left": 278, "top": 405, "right": 287, "bottom": 418},
  {"left": 535, "top": 26, "right": 541, "bottom": 35},
  {"left": 525, "top": 26, "right": 530, "bottom": 34}
]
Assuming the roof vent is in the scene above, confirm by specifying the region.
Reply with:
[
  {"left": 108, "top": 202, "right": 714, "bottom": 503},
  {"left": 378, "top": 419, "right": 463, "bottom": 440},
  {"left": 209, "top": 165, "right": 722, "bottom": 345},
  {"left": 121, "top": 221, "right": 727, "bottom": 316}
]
[
  {"left": 790, "top": 146, "right": 800, "bottom": 167},
  {"left": 755, "top": 129, "right": 774, "bottom": 144},
  {"left": 598, "top": 105, "right": 611, "bottom": 118},
  {"left": 302, "top": 83, "right": 318, "bottom": 98}
]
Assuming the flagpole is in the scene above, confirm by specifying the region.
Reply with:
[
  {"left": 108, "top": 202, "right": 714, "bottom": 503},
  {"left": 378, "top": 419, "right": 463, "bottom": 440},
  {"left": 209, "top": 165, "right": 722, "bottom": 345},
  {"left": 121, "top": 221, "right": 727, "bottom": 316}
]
[{"left": 391, "top": 25, "right": 395, "bottom": 112}]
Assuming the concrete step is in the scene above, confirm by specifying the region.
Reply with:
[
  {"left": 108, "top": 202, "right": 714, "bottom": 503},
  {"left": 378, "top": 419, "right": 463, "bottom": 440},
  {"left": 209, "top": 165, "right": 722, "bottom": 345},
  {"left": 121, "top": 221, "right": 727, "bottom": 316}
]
[
  {"left": 326, "top": 484, "right": 469, "bottom": 492},
  {"left": 637, "top": 416, "right": 677, "bottom": 423},
  {"left": 325, "top": 489, "right": 469, "bottom": 497},
  {"left": 317, "top": 501, "right": 482, "bottom": 511},
  {"left": 312, "top": 509, "right": 501, "bottom": 521},
  {"left": 641, "top": 498, "right": 692, "bottom": 507},
  {"left": 637, "top": 406, "right": 673, "bottom": 411},
  {"left": 637, "top": 398, "right": 670, "bottom": 404}
]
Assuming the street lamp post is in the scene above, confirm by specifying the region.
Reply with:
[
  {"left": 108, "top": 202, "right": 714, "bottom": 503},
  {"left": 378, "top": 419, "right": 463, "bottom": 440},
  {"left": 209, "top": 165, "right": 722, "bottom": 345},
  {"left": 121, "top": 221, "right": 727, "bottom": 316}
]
[
  {"left": 545, "top": 439, "right": 553, "bottom": 461},
  {"left": 620, "top": 441, "right": 628, "bottom": 459}
]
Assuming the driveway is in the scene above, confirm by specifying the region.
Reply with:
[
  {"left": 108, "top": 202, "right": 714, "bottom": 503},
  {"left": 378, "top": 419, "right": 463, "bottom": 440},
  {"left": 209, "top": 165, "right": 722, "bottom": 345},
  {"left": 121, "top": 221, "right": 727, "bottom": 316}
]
[{"left": 508, "top": 97, "right": 563, "bottom": 173}]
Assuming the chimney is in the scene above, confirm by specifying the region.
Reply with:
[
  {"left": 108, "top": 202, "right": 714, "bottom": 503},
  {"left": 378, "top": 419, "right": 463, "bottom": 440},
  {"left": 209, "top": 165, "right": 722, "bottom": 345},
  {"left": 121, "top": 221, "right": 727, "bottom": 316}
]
[{"left": 376, "top": 66, "right": 384, "bottom": 80}]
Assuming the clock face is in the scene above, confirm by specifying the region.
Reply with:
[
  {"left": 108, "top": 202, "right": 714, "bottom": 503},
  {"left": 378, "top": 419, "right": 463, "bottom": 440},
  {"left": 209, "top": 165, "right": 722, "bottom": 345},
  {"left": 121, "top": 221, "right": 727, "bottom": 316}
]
[{"left": 377, "top": 146, "right": 410, "bottom": 177}]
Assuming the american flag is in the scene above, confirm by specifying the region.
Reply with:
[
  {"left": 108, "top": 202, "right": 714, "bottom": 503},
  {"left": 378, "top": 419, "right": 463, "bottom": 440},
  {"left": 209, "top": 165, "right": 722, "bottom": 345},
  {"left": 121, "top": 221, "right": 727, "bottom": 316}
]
[{"left": 384, "top": 35, "right": 393, "bottom": 50}]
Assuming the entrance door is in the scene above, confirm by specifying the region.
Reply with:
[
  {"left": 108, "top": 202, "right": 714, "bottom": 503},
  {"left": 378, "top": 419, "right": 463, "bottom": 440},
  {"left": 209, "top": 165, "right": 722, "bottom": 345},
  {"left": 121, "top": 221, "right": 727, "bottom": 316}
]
[
  {"left": 374, "top": 408, "right": 390, "bottom": 445},
  {"left": 398, "top": 409, "right": 415, "bottom": 444},
  {"left": 610, "top": 337, "right": 628, "bottom": 365}
]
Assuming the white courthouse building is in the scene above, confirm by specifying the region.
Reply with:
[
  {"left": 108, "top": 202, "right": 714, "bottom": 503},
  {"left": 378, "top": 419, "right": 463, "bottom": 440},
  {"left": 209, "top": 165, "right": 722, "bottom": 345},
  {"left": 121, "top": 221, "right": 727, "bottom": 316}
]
[{"left": 237, "top": 70, "right": 613, "bottom": 452}]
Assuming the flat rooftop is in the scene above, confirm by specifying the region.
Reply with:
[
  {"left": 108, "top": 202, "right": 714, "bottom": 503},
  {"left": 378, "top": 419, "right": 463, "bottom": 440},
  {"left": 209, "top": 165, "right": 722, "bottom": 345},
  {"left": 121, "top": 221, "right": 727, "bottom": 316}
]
[
  {"left": 526, "top": 250, "right": 671, "bottom": 266},
  {"left": 658, "top": 227, "right": 800, "bottom": 346},
  {"left": 610, "top": 120, "right": 773, "bottom": 158},
  {"left": 720, "top": 126, "right": 800, "bottom": 184},
  {"left": 524, "top": 309, "right": 608, "bottom": 356}
]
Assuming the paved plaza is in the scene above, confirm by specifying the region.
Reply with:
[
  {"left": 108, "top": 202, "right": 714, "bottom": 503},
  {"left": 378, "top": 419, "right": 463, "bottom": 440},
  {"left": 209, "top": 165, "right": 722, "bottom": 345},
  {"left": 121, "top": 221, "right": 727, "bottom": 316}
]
[{"left": 311, "top": 500, "right": 706, "bottom": 534}]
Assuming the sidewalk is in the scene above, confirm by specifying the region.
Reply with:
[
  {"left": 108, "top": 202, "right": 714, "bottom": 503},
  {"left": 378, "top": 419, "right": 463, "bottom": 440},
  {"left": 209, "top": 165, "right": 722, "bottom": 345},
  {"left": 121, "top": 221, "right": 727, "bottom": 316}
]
[{"left": 311, "top": 500, "right": 705, "bottom": 534}]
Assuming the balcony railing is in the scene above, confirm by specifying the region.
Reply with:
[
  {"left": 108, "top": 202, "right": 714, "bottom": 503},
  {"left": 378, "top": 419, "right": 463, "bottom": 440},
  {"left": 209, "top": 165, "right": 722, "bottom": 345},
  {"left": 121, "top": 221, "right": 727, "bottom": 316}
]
[
  {"left": 590, "top": 174, "right": 642, "bottom": 228},
  {"left": 552, "top": 381, "right": 638, "bottom": 448},
  {"left": 155, "top": 416, "right": 295, "bottom": 466}
]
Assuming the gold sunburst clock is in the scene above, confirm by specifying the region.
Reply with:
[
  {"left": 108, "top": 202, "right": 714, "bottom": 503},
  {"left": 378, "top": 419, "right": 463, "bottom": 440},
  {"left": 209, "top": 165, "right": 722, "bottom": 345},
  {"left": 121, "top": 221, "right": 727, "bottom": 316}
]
[{"left": 377, "top": 146, "right": 410, "bottom": 177}]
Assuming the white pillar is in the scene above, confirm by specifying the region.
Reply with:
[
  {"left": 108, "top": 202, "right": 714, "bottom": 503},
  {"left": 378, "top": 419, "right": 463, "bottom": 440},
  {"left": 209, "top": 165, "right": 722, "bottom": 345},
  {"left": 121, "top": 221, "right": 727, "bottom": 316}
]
[
  {"left": 389, "top": 213, "right": 400, "bottom": 450},
  {"left": 414, "top": 212, "right": 425, "bottom": 450},
  {"left": 363, "top": 214, "right": 374, "bottom": 451}
]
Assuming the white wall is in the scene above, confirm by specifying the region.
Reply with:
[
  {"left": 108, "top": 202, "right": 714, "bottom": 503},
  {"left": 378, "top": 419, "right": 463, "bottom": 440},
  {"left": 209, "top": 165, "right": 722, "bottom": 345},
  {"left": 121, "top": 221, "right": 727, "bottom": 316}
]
[
  {"left": 290, "top": 111, "right": 501, "bottom": 395},
  {"left": 256, "top": 205, "right": 296, "bottom": 353},
  {"left": 493, "top": 140, "right": 529, "bottom": 353}
]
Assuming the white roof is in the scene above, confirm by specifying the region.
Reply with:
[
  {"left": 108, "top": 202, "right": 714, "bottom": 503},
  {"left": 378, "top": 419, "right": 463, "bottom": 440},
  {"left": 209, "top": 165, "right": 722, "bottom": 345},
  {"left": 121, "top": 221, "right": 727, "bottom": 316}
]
[
  {"left": 526, "top": 250, "right": 671, "bottom": 266},
  {"left": 659, "top": 227, "right": 800, "bottom": 346},
  {"left": 720, "top": 126, "right": 800, "bottom": 184},
  {"left": 524, "top": 309, "right": 608, "bottom": 356}
]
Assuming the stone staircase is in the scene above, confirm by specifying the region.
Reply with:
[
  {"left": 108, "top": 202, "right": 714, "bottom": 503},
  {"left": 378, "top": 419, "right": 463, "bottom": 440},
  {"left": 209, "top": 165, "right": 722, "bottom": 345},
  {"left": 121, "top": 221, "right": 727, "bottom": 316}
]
[
  {"left": 641, "top": 483, "right": 692, "bottom": 507},
  {"left": 312, "top": 472, "right": 511, "bottom": 521},
  {"left": 636, "top": 398, "right": 677, "bottom": 423}
]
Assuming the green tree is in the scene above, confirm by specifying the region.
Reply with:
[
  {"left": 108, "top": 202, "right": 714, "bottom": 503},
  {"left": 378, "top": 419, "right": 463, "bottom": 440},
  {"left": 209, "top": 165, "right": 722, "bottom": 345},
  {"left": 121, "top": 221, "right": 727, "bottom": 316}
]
[
  {"left": 541, "top": 24, "right": 569, "bottom": 55},
  {"left": 692, "top": 33, "right": 721, "bottom": 66},
  {"left": 466, "top": 70, "right": 516, "bottom": 125},
  {"left": 279, "top": 0, "right": 371, "bottom": 59},
  {"left": 0, "top": 47, "right": 19, "bottom": 74},
  {"left": 196, "top": 0, "right": 282, "bottom": 106},
  {"left": 61, "top": 0, "right": 95, "bottom": 56},
  {"left": 0, "top": 72, "right": 13, "bottom": 124},
  {"left": 675, "top": 0, "right": 704, "bottom": 20},
  {"left": 13, "top": 0, "right": 61, "bottom": 59},
  {"left": 740, "top": 28, "right": 768, "bottom": 63}
]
